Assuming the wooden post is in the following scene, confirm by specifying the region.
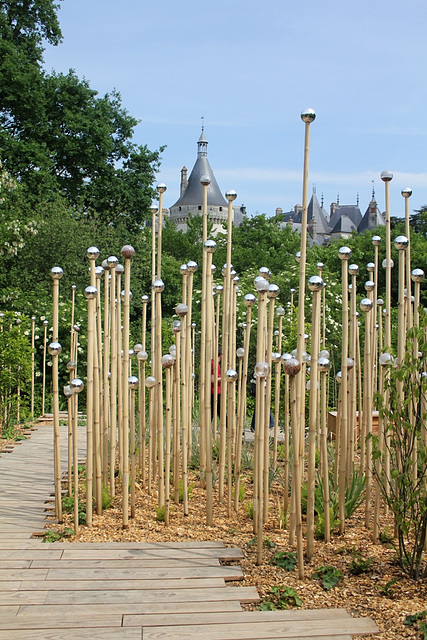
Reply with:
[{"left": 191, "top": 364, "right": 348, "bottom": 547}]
[{"left": 50, "top": 266, "right": 63, "bottom": 524}]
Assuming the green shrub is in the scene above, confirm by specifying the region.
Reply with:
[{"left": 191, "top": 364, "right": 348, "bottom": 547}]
[{"left": 312, "top": 565, "right": 342, "bottom": 590}]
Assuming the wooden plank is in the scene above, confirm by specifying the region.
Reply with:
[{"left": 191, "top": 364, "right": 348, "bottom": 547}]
[
  {"left": 51, "top": 541, "right": 227, "bottom": 549},
  {"left": 0, "top": 561, "right": 31, "bottom": 569},
  {"left": 142, "top": 617, "right": 379, "bottom": 639},
  {"left": 45, "top": 566, "right": 243, "bottom": 581},
  {"left": 0, "top": 628, "right": 141, "bottom": 639},
  {"left": 0, "top": 569, "right": 48, "bottom": 580},
  {"left": 20, "top": 577, "right": 227, "bottom": 591},
  {"left": 0, "top": 614, "right": 123, "bottom": 630},
  {"left": 0, "top": 591, "right": 48, "bottom": 605},
  {"left": 60, "top": 547, "right": 243, "bottom": 561},
  {"left": 44, "top": 586, "right": 260, "bottom": 605},
  {"left": 30, "top": 558, "right": 222, "bottom": 569},
  {"left": 16, "top": 600, "right": 242, "bottom": 617},
  {"left": 0, "top": 550, "right": 63, "bottom": 560},
  {"left": 123, "top": 608, "right": 352, "bottom": 627}
]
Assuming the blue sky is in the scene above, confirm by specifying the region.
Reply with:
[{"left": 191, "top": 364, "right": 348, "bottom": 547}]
[{"left": 42, "top": 0, "right": 427, "bottom": 218}]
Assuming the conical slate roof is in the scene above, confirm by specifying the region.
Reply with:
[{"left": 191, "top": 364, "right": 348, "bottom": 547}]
[{"left": 171, "top": 129, "right": 227, "bottom": 208}]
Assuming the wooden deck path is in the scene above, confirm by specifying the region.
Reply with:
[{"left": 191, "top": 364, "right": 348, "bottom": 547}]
[{"left": 0, "top": 422, "right": 380, "bottom": 639}]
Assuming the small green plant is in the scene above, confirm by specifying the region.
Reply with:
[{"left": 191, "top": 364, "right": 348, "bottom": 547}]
[
  {"left": 246, "top": 501, "right": 254, "bottom": 520},
  {"left": 379, "top": 527, "right": 394, "bottom": 545},
  {"left": 378, "top": 577, "right": 399, "bottom": 597},
  {"left": 344, "top": 467, "right": 366, "bottom": 518},
  {"left": 260, "top": 585, "right": 302, "bottom": 610},
  {"left": 270, "top": 551, "right": 296, "bottom": 571},
  {"left": 156, "top": 505, "right": 165, "bottom": 522},
  {"left": 404, "top": 610, "right": 427, "bottom": 639},
  {"left": 312, "top": 565, "right": 342, "bottom": 590},
  {"left": 315, "top": 508, "right": 340, "bottom": 540},
  {"left": 349, "top": 551, "right": 374, "bottom": 576},
  {"left": 178, "top": 479, "right": 194, "bottom": 503},
  {"left": 101, "top": 484, "right": 113, "bottom": 510},
  {"left": 43, "top": 528, "right": 74, "bottom": 543}
]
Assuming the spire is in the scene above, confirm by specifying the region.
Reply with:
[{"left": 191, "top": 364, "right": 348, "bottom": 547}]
[
  {"left": 337, "top": 193, "right": 340, "bottom": 205},
  {"left": 372, "top": 180, "right": 375, "bottom": 201},
  {"left": 356, "top": 192, "right": 359, "bottom": 206},
  {"left": 198, "top": 118, "right": 208, "bottom": 157},
  {"left": 321, "top": 193, "right": 324, "bottom": 208}
]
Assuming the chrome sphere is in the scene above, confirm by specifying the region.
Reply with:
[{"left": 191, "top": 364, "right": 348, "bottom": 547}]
[
  {"left": 259, "top": 266, "right": 271, "bottom": 280},
  {"left": 317, "top": 262, "right": 324, "bottom": 270},
  {"left": 411, "top": 268, "right": 425, "bottom": 283},
  {"left": 225, "top": 189, "right": 237, "bottom": 202},
  {"left": 73, "top": 323, "right": 80, "bottom": 332},
  {"left": 281, "top": 352, "right": 292, "bottom": 362},
  {"left": 172, "top": 319, "right": 181, "bottom": 333},
  {"left": 204, "top": 239, "right": 216, "bottom": 253},
  {"left": 348, "top": 263, "right": 359, "bottom": 276},
  {"left": 87, "top": 246, "right": 100, "bottom": 260},
  {"left": 180, "top": 264, "right": 188, "bottom": 275},
  {"left": 372, "top": 235, "right": 381, "bottom": 246},
  {"left": 120, "top": 289, "right": 133, "bottom": 301},
  {"left": 51, "top": 266, "right": 63, "bottom": 280},
  {"left": 216, "top": 284, "right": 224, "bottom": 293},
  {"left": 360, "top": 298, "right": 373, "bottom": 312},
  {"left": 301, "top": 108, "right": 316, "bottom": 123},
  {"left": 226, "top": 368, "right": 238, "bottom": 382},
  {"left": 128, "top": 375, "right": 139, "bottom": 389},
  {"left": 244, "top": 293, "right": 256, "bottom": 307},
  {"left": 367, "top": 262, "right": 375, "bottom": 272},
  {"left": 157, "top": 183, "right": 167, "bottom": 193},
  {"left": 211, "top": 264, "right": 217, "bottom": 274},
  {"left": 66, "top": 361, "right": 76, "bottom": 371},
  {"left": 268, "top": 283, "right": 280, "bottom": 298},
  {"left": 380, "top": 170, "right": 393, "bottom": 182},
  {"left": 365, "top": 280, "right": 375, "bottom": 292},
  {"left": 121, "top": 244, "right": 135, "bottom": 259},
  {"left": 115, "top": 263, "right": 124, "bottom": 275},
  {"left": 271, "top": 352, "right": 281, "bottom": 363},
  {"left": 152, "top": 279, "right": 165, "bottom": 292},
  {"left": 318, "top": 357, "right": 331, "bottom": 373},
  {"left": 176, "top": 303, "right": 189, "bottom": 317},
  {"left": 282, "top": 356, "right": 300, "bottom": 377},
  {"left": 141, "top": 294, "right": 149, "bottom": 303},
  {"left": 347, "top": 357, "right": 355, "bottom": 370},
  {"left": 379, "top": 352, "right": 394, "bottom": 366},
  {"left": 377, "top": 298, "right": 384, "bottom": 306},
  {"left": 295, "top": 251, "right": 301, "bottom": 263},
  {"left": 401, "top": 187, "right": 412, "bottom": 198},
  {"left": 107, "top": 255, "right": 119, "bottom": 268},
  {"left": 308, "top": 275, "right": 324, "bottom": 292},
  {"left": 162, "top": 354, "right": 175, "bottom": 368},
  {"left": 338, "top": 246, "right": 352, "bottom": 261},
  {"left": 70, "top": 378, "right": 84, "bottom": 393},
  {"left": 150, "top": 205, "right": 158, "bottom": 214},
  {"left": 276, "top": 306, "right": 285, "bottom": 316},
  {"left": 95, "top": 266, "right": 104, "bottom": 279},
  {"left": 169, "top": 344, "right": 177, "bottom": 356},
  {"left": 200, "top": 175, "right": 211, "bottom": 186},
  {"left": 102, "top": 258, "right": 110, "bottom": 270},
  {"left": 394, "top": 235, "right": 409, "bottom": 251},
  {"left": 255, "top": 277, "right": 270, "bottom": 293},
  {"left": 145, "top": 376, "right": 156, "bottom": 389},
  {"left": 63, "top": 385, "right": 73, "bottom": 397},
  {"left": 254, "top": 361, "right": 270, "bottom": 378},
  {"left": 84, "top": 285, "right": 98, "bottom": 299},
  {"left": 336, "top": 371, "right": 342, "bottom": 383},
  {"left": 134, "top": 343, "right": 143, "bottom": 353},
  {"left": 137, "top": 350, "right": 148, "bottom": 362},
  {"left": 319, "top": 349, "right": 330, "bottom": 358},
  {"left": 186, "top": 260, "right": 198, "bottom": 273},
  {"left": 382, "top": 258, "right": 394, "bottom": 269},
  {"left": 48, "top": 341, "right": 62, "bottom": 356},
  {"left": 236, "top": 347, "right": 245, "bottom": 359}
]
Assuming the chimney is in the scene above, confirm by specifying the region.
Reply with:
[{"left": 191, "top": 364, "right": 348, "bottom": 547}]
[{"left": 180, "top": 166, "right": 188, "bottom": 197}]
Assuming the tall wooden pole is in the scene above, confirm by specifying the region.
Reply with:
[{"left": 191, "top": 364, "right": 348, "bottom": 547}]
[
  {"left": 338, "top": 246, "right": 351, "bottom": 534},
  {"left": 381, "top": 170, "right": 393, "bottom": 350},
  {"left": 108, "top": 255, "right": 119, "bottom": 496},
  {"left": 50, "top": 266, "right": 63, "bottom": 523}
]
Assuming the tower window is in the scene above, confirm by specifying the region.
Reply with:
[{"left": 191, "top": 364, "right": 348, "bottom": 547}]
[
  {"left": 219, "top": 207, "right": 222, "bottom": 211},
  {"left": 198, "top": 206, "right": 202, "bottom": 211}
]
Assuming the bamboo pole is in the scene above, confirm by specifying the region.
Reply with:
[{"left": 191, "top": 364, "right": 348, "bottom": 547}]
[
  {"left": 162, "top": 354, "right": 174, "bottom": 525},
  {"left": 31, "top": 315, "right": 35, "bottom": 417},
  {"left": 306, "top": 275, "right": 323, "bottom": 560},
  {"left": 121, "top": 245, "right": 135, "bottom": 528},
  {"left": 319, "top": 357, "right": 331, "bottom": 542},
  {"left": 361, "top": 295, "right": 374, "bottom": 528},
  {"left": 50, "top": 266, "right": 63, "bottom": 523},
  {"left": 101, "top": 263, "right": 111, "bottom": 488},
  {"left": 42, "top": 319, "right": 48, "bottom": 416},
  {"left": 204, "top": 240, "right": 216, "bottom": 524},
  {"left": 381, "top": 170, "right": 393, "bottom": 350},
  {"left": 338, "top": 246, "right": 351, "bottom": 534},
  {"left": 128, "top": 375, "right": 138, "bottom": 518},
  {"left": 108, "top": 256, "right": 119, "bottom": 496},
  {"left": 176, "top": 301, "right": 189, "bottom": 512}
]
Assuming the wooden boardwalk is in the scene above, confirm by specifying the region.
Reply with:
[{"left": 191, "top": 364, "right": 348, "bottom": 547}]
[{"left": 0, "top": 422, "right": 380, "bottom": 639}]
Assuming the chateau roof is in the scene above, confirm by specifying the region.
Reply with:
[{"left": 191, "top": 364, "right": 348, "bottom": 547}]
[{"left": 171, "top": 128, "right": 227, "bottom": 208}]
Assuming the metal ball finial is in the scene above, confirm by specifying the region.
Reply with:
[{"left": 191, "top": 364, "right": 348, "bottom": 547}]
[
  {"left": 200, "top": 175, "right": 211, "bottom": 186},
  {"left": 48, "top": 341, "right": 62, "bottom": 356},
  {"left": 107, "top": 255, "right": 119, "bottom": 268},
  {"left": 394, "top": 235, "right": 409, "bottom": 251},
  {"left": 301, "top": 108, "right": 316, "bottom": 123},
  {"left": 360, "top": 298, "right": 373, "bottom": 312},
  {"left": 308, "top": 275, "right": 323, "bottom": 292},
  {"left": 121, "top": 244, "right": 135, "bottom": 259},
  {"left": 268, "top": 283, "right": 280, "bottom": 298},
  {"left": 128, "top": 376, "right": 139, "bottom": 390},
  {"left": 87, "top": 246, "right": 100, "bottom": 260},
  {"left": 157, "top": 183, "right": 167, "bottom": 193},
  {"left": 51, "top": 266, "right": 63, "bottom": 280},
  {"left": 348, "top": 264, "right": 359, "bottom": 276},
  {"left": 186, "top": 260, "right": 198, "bottom": 273},
  {"left": 282, "top": 356, "right": 300, "bottom": 377},
  {"left": 401, "top": 187, "right": 412, "bottom": 198},
  {"left": 372, "top": 235, "right": 381, "bottom": 246},
  {"left": 338, "top": 246, "right": 352, "bottom": 261},
  {"left": 152, "top": 279, "right": 165, "bottom": 292},
  {"left": 225, "top": 189, "right": 237, "bottom": 202},
  {"left": 84, "top": 285, "right": 98, "bottom": 299},
  {"left": 411, "top": 268, "right": 425, "bottom": 283},
  {"left": 380, "top": 170, "right": 393, "bottom": 182},
  {"left": 254, "top": 361, "right": 270, "bottom": 378},
  {"left": 204, "top": 239, "right": 217, "bottom": 253}
]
